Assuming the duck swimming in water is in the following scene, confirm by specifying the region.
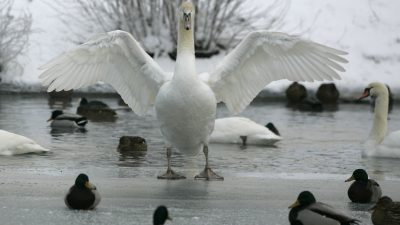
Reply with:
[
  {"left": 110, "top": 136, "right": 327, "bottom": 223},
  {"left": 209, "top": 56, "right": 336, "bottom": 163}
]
[{"left": 47, "top": 110, "right": 88, "bottom": 128}]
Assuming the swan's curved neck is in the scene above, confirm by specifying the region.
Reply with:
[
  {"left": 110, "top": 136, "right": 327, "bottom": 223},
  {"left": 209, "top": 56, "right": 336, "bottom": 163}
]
[{"left": 370, "top": 94, "right": 389, "bottom": 144}]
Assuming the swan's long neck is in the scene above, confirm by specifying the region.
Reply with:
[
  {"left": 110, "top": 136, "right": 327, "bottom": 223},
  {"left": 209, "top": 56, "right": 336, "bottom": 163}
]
[
  {"left": 173, "top": 18, "right": 196, "bottom": 81},
  {"left": 370, "top": 93, "right": 389, "bottom": 144},
  {"left": 177, "top": 19, "right": 195, "bottom": 55}
]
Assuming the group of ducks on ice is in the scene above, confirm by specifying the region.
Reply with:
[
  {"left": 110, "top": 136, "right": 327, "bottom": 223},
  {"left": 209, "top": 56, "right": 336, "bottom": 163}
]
[
  {"left": 1, "top": 1, "right": 400, "bottom": 224},
  {"left": 61, "top": 168, "right": 398, "bottom": 225}
]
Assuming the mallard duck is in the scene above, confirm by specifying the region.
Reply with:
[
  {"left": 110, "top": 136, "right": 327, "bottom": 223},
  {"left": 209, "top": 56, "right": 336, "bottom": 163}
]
[
  {"left": 153, "top": 205, "right": 172, "bottom": 225},
  {"left": 0, "top": 130, "right": 49, "bottom": 156},
  {"left": 345, "top": 169, "right": 382, "bottom": 203},
  {"left": 316, "top": 83, "right": 339, "bottom": 104},
  {"left": 39, "top": 1, "right": 347, "bottom": 180},
  {"left": 64, "top": 174, "right": 101, "bottom": 210},
  {"left": 371, "top": 196, "right": 400, "bottom": 225},
  {"left": 289, "top": 191, "right": 360, "bottom": 225},
  {"left": 77, "top": 97, "right": 116, "bottom": 117},
  {"left": 117, "top": 136, "right": 147, "bottom": 152},
  {"left": 286, "top": 82, "right": 307, "bottom": 103},
  {"left": 47, "top": 110, "right": 88, "bottom": 128},
  {"left": 358, "top": 82, "right": 400, "bottom": 158}
]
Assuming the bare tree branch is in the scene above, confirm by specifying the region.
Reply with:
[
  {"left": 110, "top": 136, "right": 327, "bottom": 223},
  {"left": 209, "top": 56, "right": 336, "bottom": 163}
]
[
  {"left": 50, "top": 0, "right": 289, "bottom": 57},
  {"left": 0, "top": 0, "right": 32, "bottom": 78}
]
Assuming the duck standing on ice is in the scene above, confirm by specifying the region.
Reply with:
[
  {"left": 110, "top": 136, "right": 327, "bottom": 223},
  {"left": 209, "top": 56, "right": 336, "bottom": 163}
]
[{"left": 39, "top": 1, "right": 347, "bottom": 180}]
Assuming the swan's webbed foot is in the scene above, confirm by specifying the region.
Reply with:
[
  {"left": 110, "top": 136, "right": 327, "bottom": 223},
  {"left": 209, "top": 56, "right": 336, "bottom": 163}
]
[
  {"left": 194, "top": 167, "right": 224, "bottom": 181},
  {"left": 157, "top": 168, "right": 186, "bottom": 180},
  {"left": 158, "top": 147, "right": 186, "bottom": 180},
  {"left": 194, "top": 145, "right": 224, "bottom": 181}
]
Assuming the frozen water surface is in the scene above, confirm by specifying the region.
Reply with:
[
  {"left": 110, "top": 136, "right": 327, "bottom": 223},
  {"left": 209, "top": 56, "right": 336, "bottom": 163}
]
[{"left": 1, "top": 94, "right": 400, "bottom": 225}]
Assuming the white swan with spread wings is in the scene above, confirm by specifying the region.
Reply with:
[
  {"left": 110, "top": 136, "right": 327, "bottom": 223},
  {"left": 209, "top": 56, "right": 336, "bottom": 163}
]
[{"left": 39, "top": 1, "right": 347, "bottom": 180}]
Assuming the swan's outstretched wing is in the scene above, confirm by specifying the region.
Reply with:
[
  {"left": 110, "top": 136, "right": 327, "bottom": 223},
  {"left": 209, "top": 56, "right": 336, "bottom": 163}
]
[
  {"left": 39, "top": 30, "right": 170, "bottom": 115},
  {"left": 207, "top": 31, "right": 348, "bottom": 114}
]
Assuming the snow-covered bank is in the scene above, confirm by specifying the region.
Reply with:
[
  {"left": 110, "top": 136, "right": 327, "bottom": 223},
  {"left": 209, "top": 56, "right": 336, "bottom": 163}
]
[{"left": 4, "top": 0, "right": 400, "bottom": 97}]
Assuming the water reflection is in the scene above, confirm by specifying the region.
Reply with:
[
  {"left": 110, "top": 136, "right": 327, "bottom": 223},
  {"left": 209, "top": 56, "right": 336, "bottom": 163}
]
[
  {"left": 347, "top": 202, "right": 374, "bottom": 212},
  {"left": 118, "top": 151, "right": 147, "bottom": 167},
  {"left": 50, "top": 127, "right": 87, "bottom": 136}
]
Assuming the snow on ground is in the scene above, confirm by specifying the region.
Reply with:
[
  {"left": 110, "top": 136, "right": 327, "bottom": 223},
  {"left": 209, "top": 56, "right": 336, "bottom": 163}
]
[{"left": 5, "top": 0, "right": 400, "bottom": 97}]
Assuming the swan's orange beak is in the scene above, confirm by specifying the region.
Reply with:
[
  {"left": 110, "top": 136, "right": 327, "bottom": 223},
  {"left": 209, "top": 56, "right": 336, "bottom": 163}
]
[{"left": 358, "top": 88, "right": 371, "bottom": 100}]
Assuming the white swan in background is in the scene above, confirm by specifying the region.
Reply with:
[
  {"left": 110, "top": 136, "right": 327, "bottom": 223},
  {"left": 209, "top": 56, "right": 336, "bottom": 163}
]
[
  {"left": 39, "top": 1, "right": 347, "bottom": 180},
  {"left": 210, "top": 117, "right": 282, "bottom": 146},
  {"left": 0, "top": 130, "right": 49, "bottom": 156},
  {"left": 359, "top": 82, "right": 400, "bottom": 158}
]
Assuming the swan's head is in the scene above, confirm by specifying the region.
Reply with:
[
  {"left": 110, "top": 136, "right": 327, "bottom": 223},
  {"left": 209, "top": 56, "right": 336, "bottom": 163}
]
[
  {"left": 359, "top": 82, "right": 388, "bottom": 100},
  {"left": 180, "top": 1, "right": 195, "bottom": 31}
]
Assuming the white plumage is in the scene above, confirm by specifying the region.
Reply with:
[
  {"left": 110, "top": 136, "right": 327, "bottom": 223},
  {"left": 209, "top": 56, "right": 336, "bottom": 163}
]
[
  {"left": 360, "top": 82, "right": 400, "bottom": 158},
  {"left": 0, "top": 130, "right": 49, "bottom": 156},
  {"left": 39, "top": 2, "right": 347, "bottom": 179},
  {"left": 210, "top": 117, "right": 281, "bottom": 146}
]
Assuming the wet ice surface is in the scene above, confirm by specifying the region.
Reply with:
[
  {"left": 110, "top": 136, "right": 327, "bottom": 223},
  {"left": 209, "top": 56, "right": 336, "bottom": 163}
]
[{"left": 1, "top": 94, "right": 400, "bottom": 225}]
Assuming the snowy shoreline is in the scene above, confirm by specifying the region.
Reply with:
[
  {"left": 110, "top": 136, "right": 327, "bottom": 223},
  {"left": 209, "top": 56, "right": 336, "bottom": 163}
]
[{"left": 5, "top": 0, "right": 400, "bottom": 98}]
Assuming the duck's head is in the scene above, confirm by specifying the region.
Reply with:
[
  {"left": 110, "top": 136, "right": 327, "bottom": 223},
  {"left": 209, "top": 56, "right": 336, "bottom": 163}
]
[
  {"left": 79, "top": 97, "right": 89, "bottom": 106},
  {"left": 47, "top": 110, "right": 63, "bottom": 121},
  {"left": 289, "top": 191, "right": 316, "bottom": 208},
  {"left": 75, "top": 173, "right": 95, "bottom": 190},
  {"left": 345, "top": 169, "right": 368, "bottom": 182},
  {"left": 179, "top": 1, "right": 195, "bottom": 31},
  {"left": 153, "top": 205, "right": 172, "bottom": 225},
  {"left": 359, "top": 82, "right": 388, "bottom": 100},
  {"left": 371, "top": 196, "right": 393, "bottom": 210}
]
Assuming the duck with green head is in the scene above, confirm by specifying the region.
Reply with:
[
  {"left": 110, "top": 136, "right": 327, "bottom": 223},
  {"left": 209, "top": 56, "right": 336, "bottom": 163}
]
[
  {"left": 153, "top": 205, "right": 172, "bottom": 225},
  {"left": 345, "top": 169, "right": 382, "bottom": 203},
  {"left": 64, "top": 173, "right": 101, "bottom": 210},
  {"left": 289, "top": 191, "right": 360, "bottom": 225}
]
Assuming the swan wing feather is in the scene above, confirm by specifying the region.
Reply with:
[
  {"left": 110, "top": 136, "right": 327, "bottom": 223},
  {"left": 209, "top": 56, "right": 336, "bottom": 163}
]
[
  {"left": 39, "top": 30, "right": 169, "bottom": 115},
  {"left": 208, "top": 31, "right": 348, "bottom": 114}
]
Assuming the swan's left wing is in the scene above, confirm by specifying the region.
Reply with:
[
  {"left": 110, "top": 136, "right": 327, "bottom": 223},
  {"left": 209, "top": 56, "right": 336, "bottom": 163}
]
[{"left": 207, "top": 31, "right": 348, "bottom": 114}]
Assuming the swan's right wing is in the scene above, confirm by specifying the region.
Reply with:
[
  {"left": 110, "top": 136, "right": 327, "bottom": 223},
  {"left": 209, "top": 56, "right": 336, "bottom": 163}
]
[
  {"left": 206, "top": 31, "right": 347, "bottom": 114},
  {"left": 39, "top": 30, "right": 170, "bottom": 116}
]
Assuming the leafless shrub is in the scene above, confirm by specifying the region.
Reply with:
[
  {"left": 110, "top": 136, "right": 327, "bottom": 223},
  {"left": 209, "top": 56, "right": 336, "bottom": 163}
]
[
  {"left": 51, "top": 0, "right": 289, "bottom": 56},
  {"left": 0, "top": 0, "right": 32, "bottom": 78}
]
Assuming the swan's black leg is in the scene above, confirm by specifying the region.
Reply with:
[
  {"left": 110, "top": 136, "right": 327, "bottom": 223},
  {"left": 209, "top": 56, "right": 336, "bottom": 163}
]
[
  {"left": 195, "top": 145, "right": 224, "bottom": 181},
  {"left": 158, "top": 147, "right": 186, "bottom": 180}
]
